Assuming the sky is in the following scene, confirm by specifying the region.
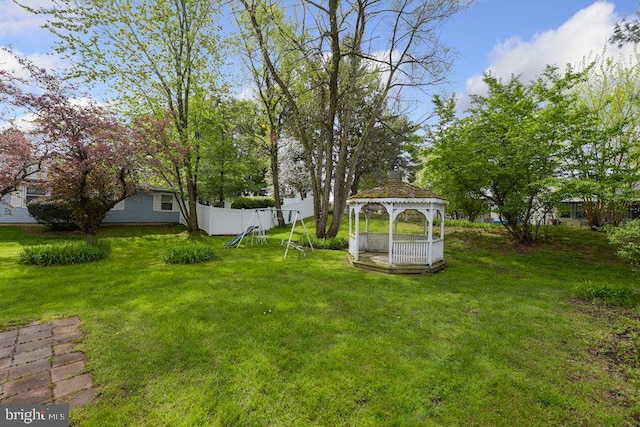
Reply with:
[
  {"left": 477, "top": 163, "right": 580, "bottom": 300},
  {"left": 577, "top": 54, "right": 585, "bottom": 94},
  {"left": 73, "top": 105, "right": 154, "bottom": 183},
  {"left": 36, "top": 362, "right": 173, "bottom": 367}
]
[
  {"left": 439, "top": 0, "right": 637, "bottom": 110},
  {"left": 0, "top": 0, "right": 638, "bottom": 121}
]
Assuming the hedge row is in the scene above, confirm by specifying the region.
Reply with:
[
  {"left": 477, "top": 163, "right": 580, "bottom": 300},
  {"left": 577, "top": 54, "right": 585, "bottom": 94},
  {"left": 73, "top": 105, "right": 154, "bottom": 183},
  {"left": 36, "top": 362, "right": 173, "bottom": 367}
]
[{"left": 231, "top": 197, "right": 276, "bottom": 209}]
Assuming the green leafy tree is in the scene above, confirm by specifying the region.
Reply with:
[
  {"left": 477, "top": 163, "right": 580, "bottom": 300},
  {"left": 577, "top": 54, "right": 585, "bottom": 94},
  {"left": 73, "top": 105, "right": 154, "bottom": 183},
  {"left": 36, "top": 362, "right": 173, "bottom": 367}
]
[
  {"left": 235, "top": 3, "right": 296, "bottom": 225},
  {"left": 562, "top": 54, "right": 640, "bottom": 228},
  {"left": 198, "top": 98, "right": 268, "bottom": 205},
  {"left": 427, "top": 67, "right": 588, "bottom": 244},
  {"left": 351, "top": 115, "right": 422, "bottom": 193},
  {"left": 23, "top": 0, "right": 227, "bottom": 233},
  {"left": 237, "top": 0, "right": 473, "bottom": 238},
  {"left": 608, "top": 220, "right": 640, "bottom": 267}
]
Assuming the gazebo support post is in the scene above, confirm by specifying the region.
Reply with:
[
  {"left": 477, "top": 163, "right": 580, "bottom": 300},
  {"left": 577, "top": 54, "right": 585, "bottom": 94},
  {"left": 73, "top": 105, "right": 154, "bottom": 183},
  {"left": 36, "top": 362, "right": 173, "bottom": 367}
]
[
  {"left": 387, "top": 203, "right": 394, "bottom": 267},
  {"left": 354, "top": 205, "right": 360, "bottom": 261}
]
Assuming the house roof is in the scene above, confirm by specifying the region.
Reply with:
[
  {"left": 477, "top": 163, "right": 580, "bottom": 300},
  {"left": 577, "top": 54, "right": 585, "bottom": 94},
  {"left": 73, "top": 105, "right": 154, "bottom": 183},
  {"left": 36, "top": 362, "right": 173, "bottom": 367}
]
[{"left": 348, "top": 180, "right": 445, "bottom": 201}]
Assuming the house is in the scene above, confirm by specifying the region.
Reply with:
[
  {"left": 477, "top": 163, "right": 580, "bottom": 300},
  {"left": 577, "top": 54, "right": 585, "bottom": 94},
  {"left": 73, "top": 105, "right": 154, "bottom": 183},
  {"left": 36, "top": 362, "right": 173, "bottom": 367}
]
[
  {"left": 556, "top": 198, "right": 640, "bottom": 226},
  {"left": 0, "top": 182, "right": 182, "bottom": 225}
]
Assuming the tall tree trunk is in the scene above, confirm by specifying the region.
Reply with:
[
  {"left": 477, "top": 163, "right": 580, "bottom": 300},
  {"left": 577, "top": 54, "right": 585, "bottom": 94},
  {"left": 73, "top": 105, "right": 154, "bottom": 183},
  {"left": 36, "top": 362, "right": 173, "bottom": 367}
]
[
  {"left": 270, "top": 133, "right": 285, "bottom": 226},
  {"left": 186, "top": 178, "right": 199, "bottom": 233}
]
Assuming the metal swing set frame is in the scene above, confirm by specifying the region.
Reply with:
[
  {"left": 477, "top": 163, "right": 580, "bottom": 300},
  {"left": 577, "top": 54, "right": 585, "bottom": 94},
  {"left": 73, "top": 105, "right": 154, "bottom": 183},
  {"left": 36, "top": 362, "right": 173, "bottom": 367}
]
[{"left": 232, "top": 208, "right": 315, "bottom": 258}]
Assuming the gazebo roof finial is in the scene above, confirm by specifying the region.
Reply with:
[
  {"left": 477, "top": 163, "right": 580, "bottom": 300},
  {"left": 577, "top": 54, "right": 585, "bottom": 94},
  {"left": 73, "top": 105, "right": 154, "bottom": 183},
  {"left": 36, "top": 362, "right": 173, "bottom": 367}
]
[{"left": 388, "top": 170, "right": 403, "bottom": 182}]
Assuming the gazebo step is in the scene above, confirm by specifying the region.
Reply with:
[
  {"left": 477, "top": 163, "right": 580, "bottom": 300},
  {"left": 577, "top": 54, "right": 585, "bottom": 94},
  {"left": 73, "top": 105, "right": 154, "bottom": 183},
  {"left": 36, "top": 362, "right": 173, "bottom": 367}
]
[{"left": 347, "top": 254, "right": 446, "bottom": 275}]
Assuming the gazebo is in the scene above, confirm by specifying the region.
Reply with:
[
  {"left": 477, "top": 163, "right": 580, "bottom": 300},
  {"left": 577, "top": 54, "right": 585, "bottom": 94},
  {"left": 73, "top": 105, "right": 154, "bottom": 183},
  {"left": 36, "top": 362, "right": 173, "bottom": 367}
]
[{"left": 347, "top": 176, "right": 447, "bottom": 274}]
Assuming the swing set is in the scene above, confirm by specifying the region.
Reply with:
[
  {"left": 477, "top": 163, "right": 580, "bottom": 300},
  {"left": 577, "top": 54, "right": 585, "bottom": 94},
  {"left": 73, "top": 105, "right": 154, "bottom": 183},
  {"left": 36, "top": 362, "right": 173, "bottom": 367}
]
[{"left": 224, "top": 208, "right": 315, "bottom": 258}]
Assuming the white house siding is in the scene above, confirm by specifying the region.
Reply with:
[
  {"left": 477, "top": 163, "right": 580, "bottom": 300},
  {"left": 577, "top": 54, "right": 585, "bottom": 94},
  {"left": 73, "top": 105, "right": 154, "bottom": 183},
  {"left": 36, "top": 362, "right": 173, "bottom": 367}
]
[{"left": 0, "top": 194, "right": 37, "bottom": 223}]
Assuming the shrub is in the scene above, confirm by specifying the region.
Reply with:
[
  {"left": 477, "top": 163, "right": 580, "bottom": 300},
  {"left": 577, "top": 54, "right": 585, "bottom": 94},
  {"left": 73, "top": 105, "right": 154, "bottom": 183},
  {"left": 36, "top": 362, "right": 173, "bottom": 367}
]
[
  {"left": 18, "top": 240, "right": 111, "bottom": 266},
  {"left": 306, "top": 236, "right": 348, "bottom": 250},
  {"left": 444, "top": 219, "right": 494, "bottom": 229},
  {"left": 607, "top": 220, "right": 640, "bottom": 267},
  {"left": 230, "top": 197, "right": 276, "bottom": 209},
  {"left": 573, "top": 280, "right": 639, "bottom": 307},
  {"left": 164, "top": 241, "right": 217, "bottom": 264},
  {"left": 26, "top": 200, "right": 78, "bottom": 231}
]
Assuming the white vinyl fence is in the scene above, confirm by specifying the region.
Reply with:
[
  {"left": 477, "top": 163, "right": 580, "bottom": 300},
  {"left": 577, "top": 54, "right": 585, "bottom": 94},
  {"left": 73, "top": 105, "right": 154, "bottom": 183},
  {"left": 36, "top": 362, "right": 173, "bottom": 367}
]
[{"left": 191, "top": 197, "right": 314, "bottom": 236}]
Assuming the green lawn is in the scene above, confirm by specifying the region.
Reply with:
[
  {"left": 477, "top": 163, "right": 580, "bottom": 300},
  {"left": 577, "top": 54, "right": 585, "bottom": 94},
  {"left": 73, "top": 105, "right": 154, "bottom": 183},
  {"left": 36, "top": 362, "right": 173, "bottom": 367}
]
[{"left": 1, "top": 223, "right": 639, "bottom": 426}]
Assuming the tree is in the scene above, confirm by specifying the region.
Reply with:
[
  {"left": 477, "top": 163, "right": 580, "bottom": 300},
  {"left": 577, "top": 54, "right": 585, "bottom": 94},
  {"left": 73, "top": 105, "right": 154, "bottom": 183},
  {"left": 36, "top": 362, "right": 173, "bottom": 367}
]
[
  {"left": 23, "top": 0, "right": 227, "bottom": 233},
  {"left": 44, "top": 102, "right": 146, "bottom": 242},
  {"left": 419, "top": 96, "right": 488, "bottom": 221},
  {"left": 235, "top": 5, "right": 295, "bottom": 225},
  {"left": 426, "top": 67, "right": 588, "bottom": 244},
  {"left": 0, "top": 49, "right": 52, "bottom": 198},
  {"left": 562, "top": 54, "right": 640, "bottom": 228},
  {"left": 351, "top": 115, "right": 422, "bottom": 194},
  {"left": 237, "top": 0, "right": 473, "bottom": 238},
  {"left": 280, "top": 139, "right": 312, "bottom": 200},
  {"left": 0, "top": 128, "right": 35, "bottom": 198},
  {"left": 0, "top": 50, "right": 146, "bottom": 242},
  {"left": 611, "top": 7, "right": 640, "bottom": 46},
  {"left": 198, "top": 98, "right": 268, "bottom": 205}
]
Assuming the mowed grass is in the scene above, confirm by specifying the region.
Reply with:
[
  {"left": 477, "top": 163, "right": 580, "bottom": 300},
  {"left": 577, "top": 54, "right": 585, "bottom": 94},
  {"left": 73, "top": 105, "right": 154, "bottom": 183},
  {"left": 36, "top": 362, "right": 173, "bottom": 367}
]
[{"left": 1, "top": 222, "right": 639, "bottom": 426}]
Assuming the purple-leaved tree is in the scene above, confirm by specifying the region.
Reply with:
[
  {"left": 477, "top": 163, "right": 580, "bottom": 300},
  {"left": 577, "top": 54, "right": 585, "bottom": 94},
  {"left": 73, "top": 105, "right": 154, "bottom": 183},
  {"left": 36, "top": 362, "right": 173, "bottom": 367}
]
[{"left": 1, "top": 48, "right": 148, "bottom": 242}]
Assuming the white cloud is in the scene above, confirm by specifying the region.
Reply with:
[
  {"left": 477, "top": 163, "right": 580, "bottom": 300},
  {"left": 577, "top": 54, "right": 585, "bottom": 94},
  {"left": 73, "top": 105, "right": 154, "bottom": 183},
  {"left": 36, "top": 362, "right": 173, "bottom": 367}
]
[
  {"left": 236, "top": 85, "right": 257, "bottom": 101},
  {"left": 0, "top": 0, "right": 50, "bottom": 38},
  {"left": 0, "top": 0, "right": 66, "bottom": 73},
  {"left": 461, "top": 1, "right": 636, "bottom": 108},
  {"left": 0, "top": 48, "right": 62, "bottom": 79}
]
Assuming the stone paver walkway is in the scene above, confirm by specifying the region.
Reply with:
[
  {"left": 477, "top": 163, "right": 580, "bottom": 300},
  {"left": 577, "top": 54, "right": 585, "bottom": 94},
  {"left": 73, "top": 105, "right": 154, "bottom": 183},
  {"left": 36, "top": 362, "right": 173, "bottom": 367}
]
[{"left": 0, "top": 317, "right": 96, "bottom": 408}]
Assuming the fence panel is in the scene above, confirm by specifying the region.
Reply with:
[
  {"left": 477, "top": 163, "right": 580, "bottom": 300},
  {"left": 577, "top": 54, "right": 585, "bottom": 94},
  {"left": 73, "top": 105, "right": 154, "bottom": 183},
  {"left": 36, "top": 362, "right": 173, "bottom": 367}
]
[{"left": 195, "top": 197, "right": 314, "bottom": 235}]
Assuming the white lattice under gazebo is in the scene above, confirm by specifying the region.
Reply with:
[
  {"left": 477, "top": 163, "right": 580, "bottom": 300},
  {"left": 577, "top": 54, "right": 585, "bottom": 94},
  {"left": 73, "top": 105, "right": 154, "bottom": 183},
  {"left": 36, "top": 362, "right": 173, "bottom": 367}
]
[{"left": 347, "top": 176, "right": 447, "bottom": 274}]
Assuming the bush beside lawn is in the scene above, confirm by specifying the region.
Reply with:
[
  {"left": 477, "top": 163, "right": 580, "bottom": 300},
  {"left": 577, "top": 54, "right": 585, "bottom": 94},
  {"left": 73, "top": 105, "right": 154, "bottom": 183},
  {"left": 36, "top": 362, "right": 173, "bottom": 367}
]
[{"left": 18, "top": 240, "right": 111, "bottom": 266}]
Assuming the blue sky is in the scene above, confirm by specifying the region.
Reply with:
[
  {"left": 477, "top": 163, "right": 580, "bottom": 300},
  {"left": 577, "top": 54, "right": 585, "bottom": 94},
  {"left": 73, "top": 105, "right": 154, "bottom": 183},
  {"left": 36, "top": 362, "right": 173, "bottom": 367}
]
[
  {"left": 439, "top": 1, "right": 636, "bottom": 108},
  {"left": 0, "top": 0, "right": 637, "bottom": 120}
]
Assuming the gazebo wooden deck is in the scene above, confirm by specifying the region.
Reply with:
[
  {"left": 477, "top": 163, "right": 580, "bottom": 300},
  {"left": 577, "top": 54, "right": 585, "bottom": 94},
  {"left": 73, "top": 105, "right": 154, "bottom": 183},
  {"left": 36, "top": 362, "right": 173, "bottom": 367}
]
[{"left": 347, "top": 175, "right": 447, "bottom": 274}]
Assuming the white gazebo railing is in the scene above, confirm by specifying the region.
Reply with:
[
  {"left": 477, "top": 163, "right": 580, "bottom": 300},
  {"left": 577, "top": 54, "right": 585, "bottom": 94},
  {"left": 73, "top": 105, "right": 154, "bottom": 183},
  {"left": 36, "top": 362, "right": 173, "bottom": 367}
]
[{"left": 349, "top": 232, "right": 444, "bottom": 265}]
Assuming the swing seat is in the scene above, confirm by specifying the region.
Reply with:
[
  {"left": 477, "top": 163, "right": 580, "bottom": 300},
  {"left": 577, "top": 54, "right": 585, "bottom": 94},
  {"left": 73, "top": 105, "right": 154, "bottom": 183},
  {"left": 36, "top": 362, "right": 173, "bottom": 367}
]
[{"left": 281, "top": 239, "right": 306, "bottom": 258}]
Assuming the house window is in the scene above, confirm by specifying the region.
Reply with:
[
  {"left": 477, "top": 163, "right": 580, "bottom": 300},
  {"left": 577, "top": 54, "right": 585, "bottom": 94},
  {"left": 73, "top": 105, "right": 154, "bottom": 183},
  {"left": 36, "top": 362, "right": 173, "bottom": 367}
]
[
  {"left": 162, "top": 195, "right": 174, "bottom": 211},
  {"left": 25, "top": 186, "right": 46, "bottom": 205},
  {"left": 154, "top": 193, "right": 178, "bottom": 212},
  {"left": 111, "top": 200, "right": 125, "bottom": 211}
]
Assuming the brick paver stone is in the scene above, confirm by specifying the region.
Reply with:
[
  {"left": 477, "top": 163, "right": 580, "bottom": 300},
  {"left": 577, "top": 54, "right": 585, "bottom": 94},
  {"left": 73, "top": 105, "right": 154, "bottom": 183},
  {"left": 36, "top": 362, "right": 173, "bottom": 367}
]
[
  {"left": 0, "top": 329, "right": 18, "bottom": 341},
  {"left": 53, "top": 342, "right": 76, "bottom": 355},
  {"left": 12, "top": 346, "right": 52, "bottom": 366},
  {"left": 18, "top": 323, "right": 52, "bottom": 335},
  {"left": 17, "top": 329, "right": 52, "bottom": 344},
  {"left": 0, "top": 346, "right": 12, "bottom": 359},
  {"left": 51, "top": 352, "right": 84, "bottom": 368},
  {"left": 15, "top": 337, "right": 53, "bottom": 353},
  {"left": 3, "top": 386, "right": 52, "bottom": 404},
  {"left": 8, "top": 358, "right": 51, "bottom": 381},
  {"left": 51, "top": 317, "right": 81, "bottom": 328},
  {"left": 51, "top": 361, "right": 85, "bottom": 383},
  {"left": 3, "top": 372, "right": 51, "bottom": 398},
  {"left": 61, "top": 388, "right": 96, "bottom": 409},
  {"left": 53, "top": 373, "right": 93, "bottom": 399},
  {"left": 0, "top": 335, "right": 17, "bottom": 349}
]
